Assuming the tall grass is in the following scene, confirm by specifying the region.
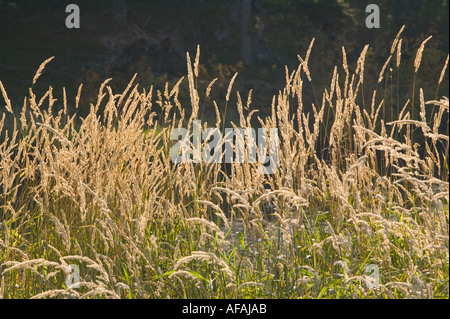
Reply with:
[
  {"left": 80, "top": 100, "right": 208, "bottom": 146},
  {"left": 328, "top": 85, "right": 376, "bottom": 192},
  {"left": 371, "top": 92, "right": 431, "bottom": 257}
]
[{"left": 0, "top": 29, "right": 448, "bottom": 299}]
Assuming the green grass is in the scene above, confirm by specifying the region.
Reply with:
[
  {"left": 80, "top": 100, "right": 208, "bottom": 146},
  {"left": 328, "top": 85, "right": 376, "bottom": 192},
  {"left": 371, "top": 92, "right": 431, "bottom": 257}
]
[{"left": 0, "top": 31, "right": 448, "bottom": 299}]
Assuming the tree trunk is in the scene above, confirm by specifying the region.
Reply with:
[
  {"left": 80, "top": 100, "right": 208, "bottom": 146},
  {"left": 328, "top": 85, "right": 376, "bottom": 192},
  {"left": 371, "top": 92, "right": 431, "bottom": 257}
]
[
  {"left": 240, "top": 0, "right": 253, "bottom": 66},
  {"left": 112, "top": 0, "right": 127, "bottom": 24}
]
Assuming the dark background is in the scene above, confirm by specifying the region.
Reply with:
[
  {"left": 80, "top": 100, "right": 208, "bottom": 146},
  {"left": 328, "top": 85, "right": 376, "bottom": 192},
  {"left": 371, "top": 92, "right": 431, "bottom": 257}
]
[{"left": 0, "top": 0, "right": 448, "bottom": 124}]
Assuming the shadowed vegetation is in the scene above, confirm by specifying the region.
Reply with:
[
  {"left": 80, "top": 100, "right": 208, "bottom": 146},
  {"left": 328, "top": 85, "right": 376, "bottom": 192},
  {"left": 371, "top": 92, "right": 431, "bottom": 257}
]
[{"left": 0, "top": 29, "right": 448, "bottom": 298}]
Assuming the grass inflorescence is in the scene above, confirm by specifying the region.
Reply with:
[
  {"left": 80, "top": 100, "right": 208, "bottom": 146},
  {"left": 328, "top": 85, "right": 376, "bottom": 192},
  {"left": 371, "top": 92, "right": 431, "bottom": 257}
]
[{"left": 0, "top": 29, "right": 448, "bottom": 299}]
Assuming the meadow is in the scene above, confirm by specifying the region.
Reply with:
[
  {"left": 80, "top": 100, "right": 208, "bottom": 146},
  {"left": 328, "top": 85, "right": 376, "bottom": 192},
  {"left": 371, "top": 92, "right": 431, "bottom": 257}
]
[{"left": 0, "top": 28, "right": 448, "bottom": 298}]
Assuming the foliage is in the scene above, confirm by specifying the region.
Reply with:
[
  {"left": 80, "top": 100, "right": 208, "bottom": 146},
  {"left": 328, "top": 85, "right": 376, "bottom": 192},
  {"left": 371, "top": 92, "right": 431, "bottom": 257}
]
[{"left": 0, "top": 29, "right": 448, "bottom": 299}]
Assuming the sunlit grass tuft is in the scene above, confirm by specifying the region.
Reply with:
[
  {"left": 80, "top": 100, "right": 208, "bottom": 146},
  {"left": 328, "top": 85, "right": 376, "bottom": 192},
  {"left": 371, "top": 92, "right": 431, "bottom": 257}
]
[{"left": 0, "top": 30, "right": 448, "bottom": 299}]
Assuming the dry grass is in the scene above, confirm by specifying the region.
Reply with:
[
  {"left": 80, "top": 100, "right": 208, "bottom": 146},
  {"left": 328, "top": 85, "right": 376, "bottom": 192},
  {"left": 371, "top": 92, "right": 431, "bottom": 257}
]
[{"left": 0, "top": 30, "right": 448, "bottom": 299}]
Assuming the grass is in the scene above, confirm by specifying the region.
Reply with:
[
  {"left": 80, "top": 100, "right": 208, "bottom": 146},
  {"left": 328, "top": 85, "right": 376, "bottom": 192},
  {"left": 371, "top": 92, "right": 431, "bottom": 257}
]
[{"left": 0, "top": 28, "right": 448, "bottom": 299}]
